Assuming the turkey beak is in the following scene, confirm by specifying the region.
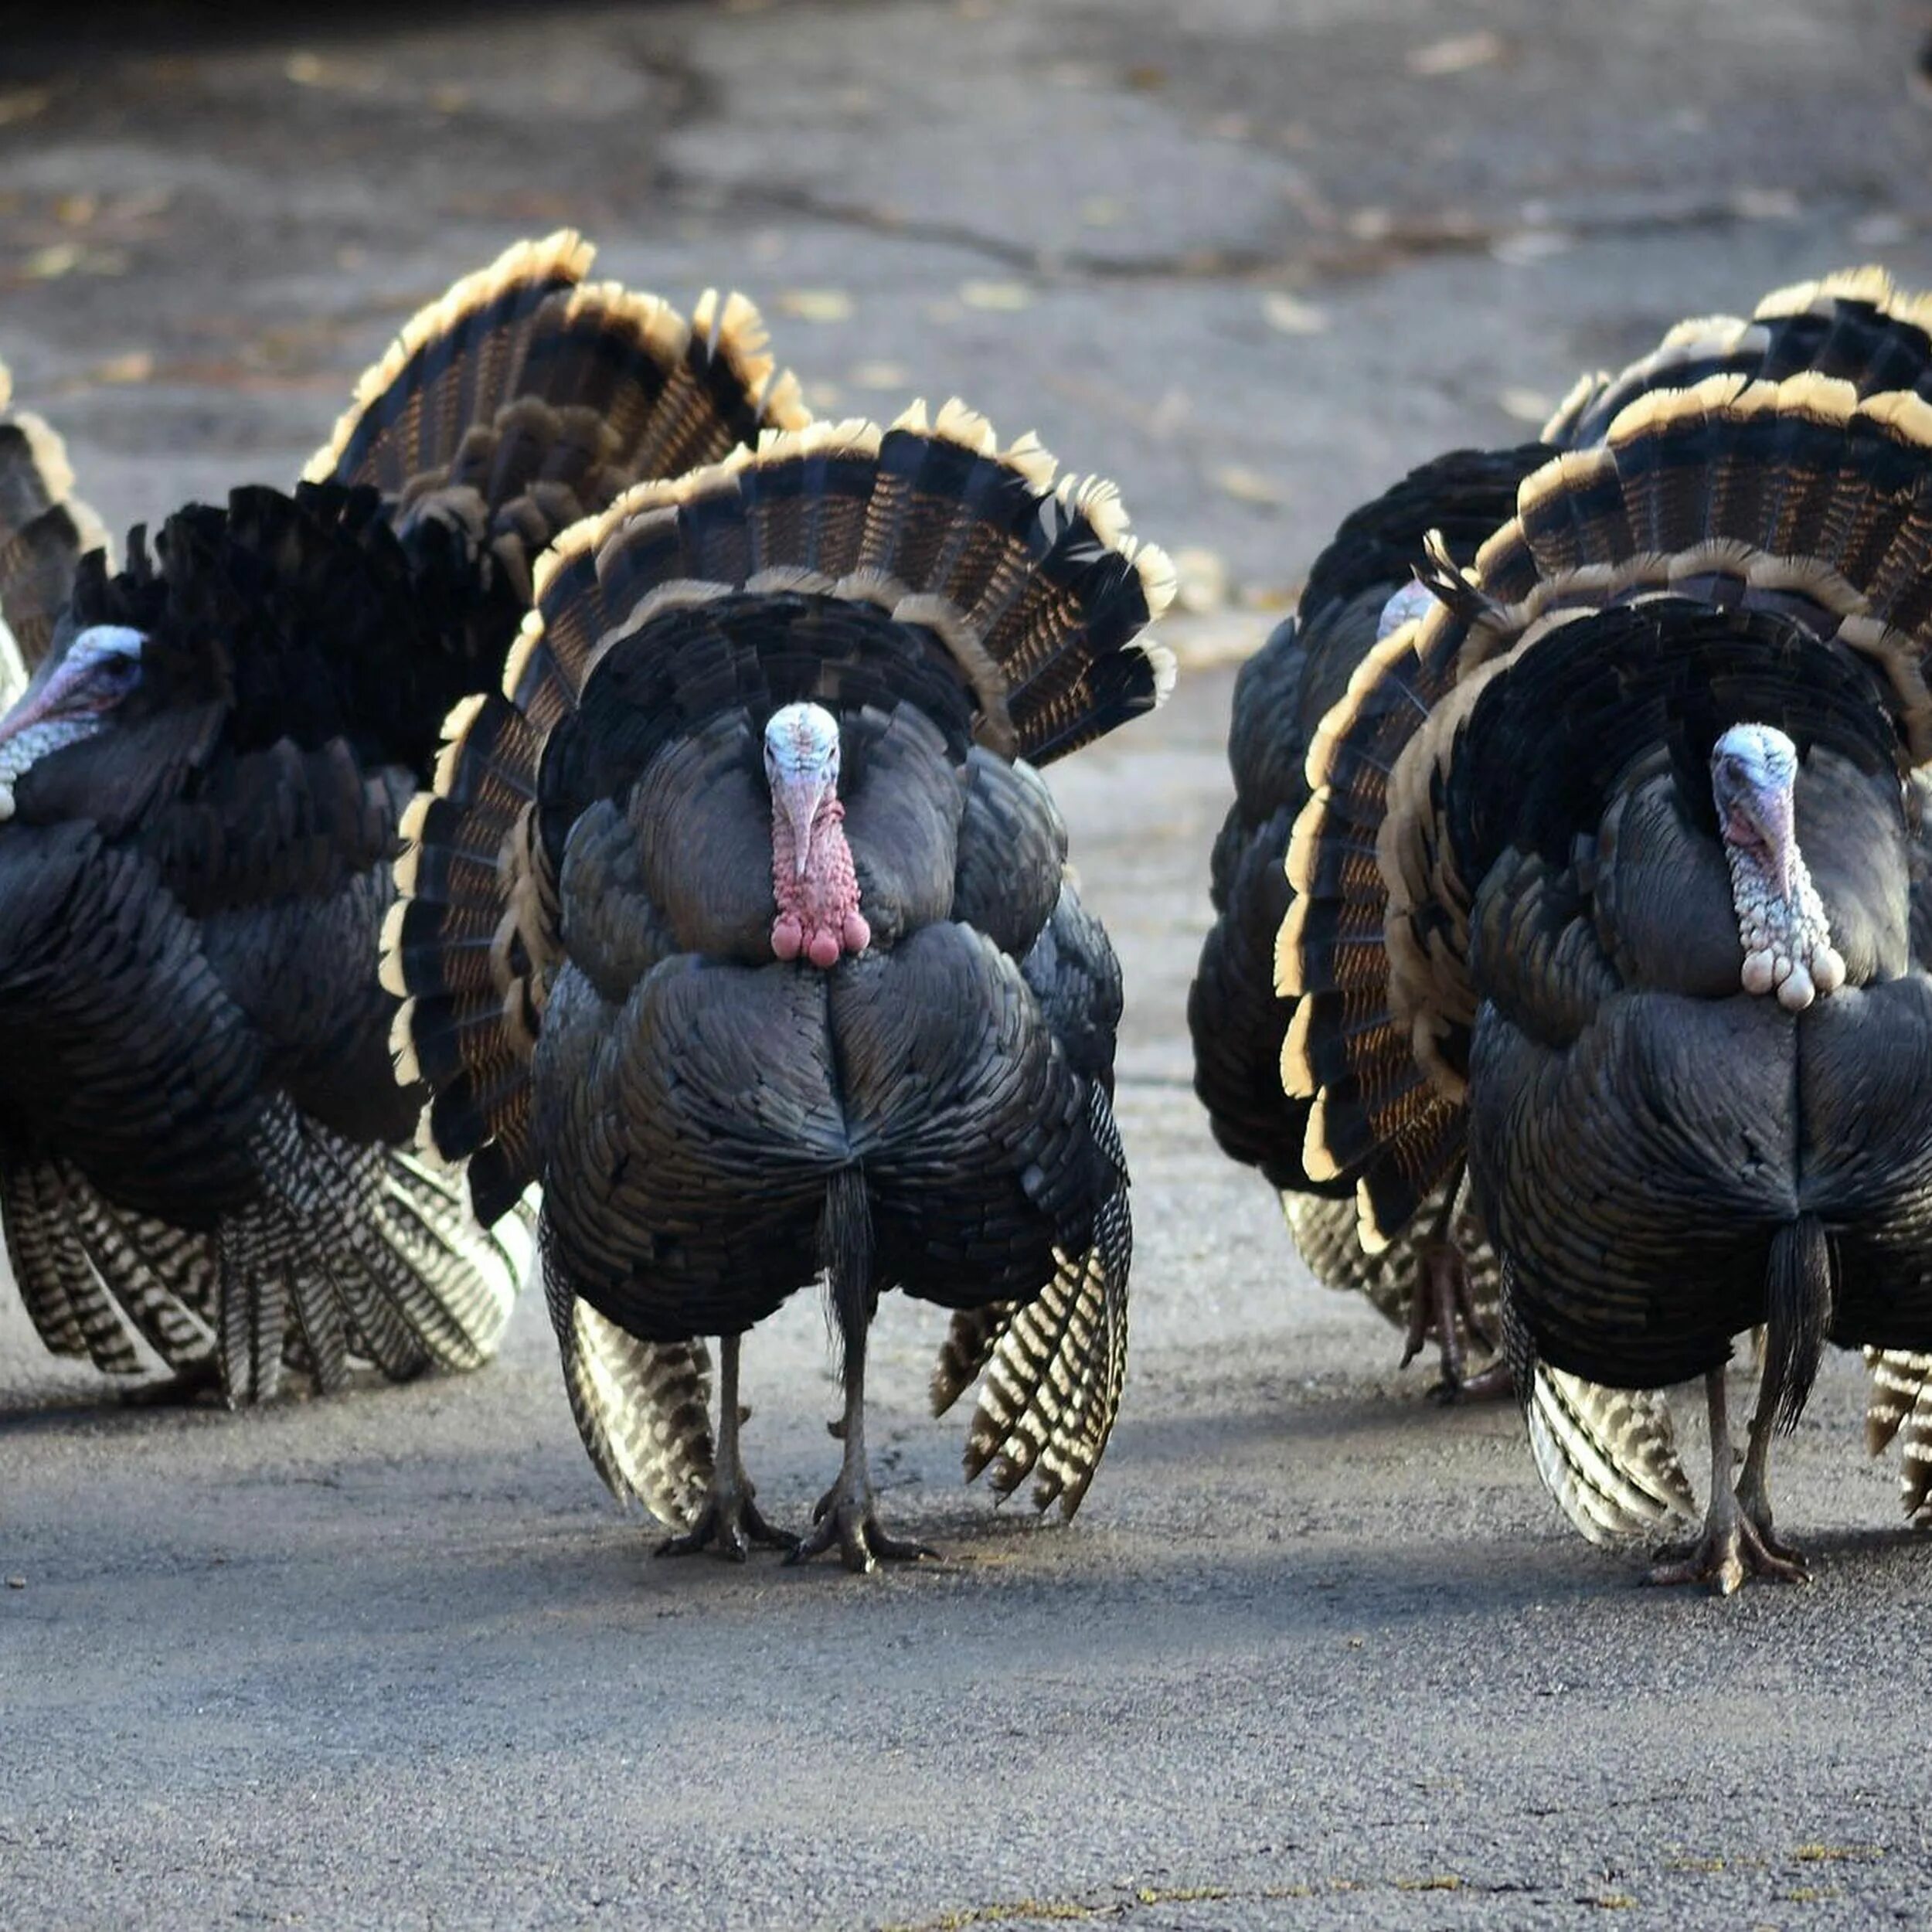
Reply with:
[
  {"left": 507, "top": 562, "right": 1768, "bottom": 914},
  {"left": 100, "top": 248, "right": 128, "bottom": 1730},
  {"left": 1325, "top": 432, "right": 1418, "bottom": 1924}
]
[
  {"left": 775, "top": 771, "right": 828, "bottom": 878},
  {"left": 0, "top": 649, "right": 121, "bottom": 747},
  {"left": 0, "top": 679, "right": 65, "bottom": 820},
  {"left": 0, "top": 675, "right": 63, "bottom": 753}
]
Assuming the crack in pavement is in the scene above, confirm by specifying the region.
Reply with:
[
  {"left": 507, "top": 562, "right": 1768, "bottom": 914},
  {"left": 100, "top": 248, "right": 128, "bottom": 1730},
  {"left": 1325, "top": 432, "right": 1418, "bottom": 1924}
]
[{"left": 658, "top": 169, "right": 1900, "bottom": 290}]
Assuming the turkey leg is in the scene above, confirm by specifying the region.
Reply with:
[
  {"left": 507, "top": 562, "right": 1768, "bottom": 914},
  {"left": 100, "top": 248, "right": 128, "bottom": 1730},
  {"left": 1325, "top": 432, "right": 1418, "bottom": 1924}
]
[
  {"left": 1406, "top": 1227, "right": 1508, "bottom": 1403},
  {"left": 659, "top": 1334, "right": 797, "bottom": 1561},
  {"left": 1646, "top": 1368, "right": 1808, "bottom": 1594},
  {"left": 1733, "top": 1384, "right": 1808, "bottom": 1577},
  {"left": 787, "top": 1322, "right": 935, "bottom": 1575}
]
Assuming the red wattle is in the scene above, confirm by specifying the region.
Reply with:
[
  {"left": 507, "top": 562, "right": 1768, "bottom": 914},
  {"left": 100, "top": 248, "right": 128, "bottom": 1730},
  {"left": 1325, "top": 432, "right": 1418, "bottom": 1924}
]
[{"left": 770, "top": 793, "right": 869, "bottom": 969}]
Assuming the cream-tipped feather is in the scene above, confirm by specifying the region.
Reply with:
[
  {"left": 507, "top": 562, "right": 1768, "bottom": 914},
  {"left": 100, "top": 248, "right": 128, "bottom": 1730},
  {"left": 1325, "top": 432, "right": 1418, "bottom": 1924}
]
[{"left": 377, "top": 895, "right": 413, "bottom": 998}]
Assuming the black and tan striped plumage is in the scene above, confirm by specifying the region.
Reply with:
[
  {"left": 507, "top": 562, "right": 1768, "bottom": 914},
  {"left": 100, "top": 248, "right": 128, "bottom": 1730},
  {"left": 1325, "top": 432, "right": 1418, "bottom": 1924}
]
[
  {"left": 0, "top": 232, "right": 804, "bottom": 1405},
  {"left": 387, "top": 403, "right": 1174, "bottom": 1567},
  {"left": 1277, "top": 268, "right": 1932, "bottom": 1587},
  {"left": 1188, "top": 441, "right": 1696, "bottom": 1540},
  {"left": 1189, "top": 446, "right": 1541, "bottom": 1396}
]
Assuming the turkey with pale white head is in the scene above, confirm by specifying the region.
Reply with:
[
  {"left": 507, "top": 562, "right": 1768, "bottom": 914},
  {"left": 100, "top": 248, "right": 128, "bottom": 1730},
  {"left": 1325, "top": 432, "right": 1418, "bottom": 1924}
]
[
  {"left": 386, "top": 401, "right": 1173, "bottom": 1570},
  {"left": 1278, "top": 267, "right": 1932, "bottom": 1590},
  {"left": 0, "top": 232, "right": 808, "bottom": 1404}
]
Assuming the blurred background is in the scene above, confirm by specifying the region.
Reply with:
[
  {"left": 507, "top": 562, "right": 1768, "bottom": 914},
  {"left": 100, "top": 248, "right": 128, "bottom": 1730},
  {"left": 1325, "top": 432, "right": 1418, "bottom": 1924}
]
[
  {"left": 5, "top": 0, "right": 1928, "bottom": 611},
  {"left": 9, "top": 7, "right": 1932, "bottom": 1927}
]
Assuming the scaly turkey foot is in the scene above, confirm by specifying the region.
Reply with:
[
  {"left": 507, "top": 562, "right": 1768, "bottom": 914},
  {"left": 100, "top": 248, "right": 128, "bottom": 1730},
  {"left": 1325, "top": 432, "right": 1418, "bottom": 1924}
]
[
  {"left": 802, "top": 1274, "right": 936, "bottom": 1573},
  {"left": 1430, "top": 1357, "right": 1515, "bottom": 1406},
  {"left": 1645, "top": 1379, "right": 1808, "bottom": 1595},
  {"left": 1404, "top": 1239, "right": 1497, "bottom": 1393},
  {"left": 654, "top": 1335, "right": 794, "bottom": 1560},
  {"left": 1645, "top": 1506, "right": 1809, "bottom": 1595},
  {"left": 787, "top": 1485, "right": 937, "bottom": 1575},
  {"left": 658, "top": 1485, "right": 798, "bottom": 1563},
  {"left": 1733, "top": 1408, "right": 1805, "bottom": 1574},
  {"left": 119, "top": 1359, "right": 224, "bottom": 1408}
]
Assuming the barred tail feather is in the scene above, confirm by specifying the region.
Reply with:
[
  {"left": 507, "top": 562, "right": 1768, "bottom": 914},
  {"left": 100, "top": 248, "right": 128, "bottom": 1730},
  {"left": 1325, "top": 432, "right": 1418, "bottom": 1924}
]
[
  {"left": 56, "top": 1167, "right": 217, "bottom": 1371},
  {"left": 1862, "top": 1347, "right": 1932, "bottom": 1519},
  {"left": 204, "top": 1102, "right": 522, "bottom": 1406},
  {"left": 3, "top": 1162, "right": 148, "bottom": 1375},
  {"left": 962, "top": 1221, "right": 1128, "bottom": 1519},
  {"left": 3, "top": 1160, "right": 219, "bottom": 1379},
  {"left": 948, "top": 1090, "right": 1131, "bottom": 1519},
  {"left": 217, "top": 1196, "right": 293, "bottom": 1406},
  {"left": 303, "top": 1130, "right": 516, "bottom": 1373},
  {"left": 1282, "top": 1177, "right": 1499, "bottom": 1339},
  {"left": 540, "top": 1236, "right": 714, "bottom": 1529},
  {"left": 284, "top": 1253, "right": 350, "bottom": 1394},
  {"left": 1526, "top": 1367, "right": 1698, "bottom": 1546},
  {"left": 930, "top": 1303, "right": 1014, "bottom": 1419}
]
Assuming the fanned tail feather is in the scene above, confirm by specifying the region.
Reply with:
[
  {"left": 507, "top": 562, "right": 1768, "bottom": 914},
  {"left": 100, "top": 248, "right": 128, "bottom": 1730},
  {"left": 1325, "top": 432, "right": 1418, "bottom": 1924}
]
[
  {"left": 308, "top": 232, "right": 597, "bottom": 490},
  {"left": 383, "top": 697, "right": 549, "bottom": 1222},
  {"left": 1543, "top": 267, "right": 1932, "bottom": 451},
  {"left": 307, "top": 233, "right": 808, "bottom": 603},
  {"left": 1526, "top": 1366, "right": 1698, "bottom": 1546},
  {"left": 539, "top": 1230, "right": 714, "bottom": 1529},
  {"left": 536, "top": 402, "right": 1176, "bottom": 769},
  {"left": 941, "top": 1087, "right": 1131, "bottom": 1519},
  {"left": 390, "top": 403, "right": 1173, "bottom": 1232},
  {"left": 204, "top": 1101, "right": 522, "bottom": 1406},
  {"left": 1864, "top": 1347, "right": 1932, "bottom": 1519}
]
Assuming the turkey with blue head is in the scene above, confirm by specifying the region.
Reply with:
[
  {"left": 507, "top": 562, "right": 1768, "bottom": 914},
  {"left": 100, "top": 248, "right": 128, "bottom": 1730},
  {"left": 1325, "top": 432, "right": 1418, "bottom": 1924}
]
[
  {"left": 1277, "top": 268, "right": 1932, "bottom": 1590},
  {"left": 0, "top": 232, "right": 808, "bottom": 1404},
  {"left": 386, "top": 401, "right": 1175, "bottom": 1569}
]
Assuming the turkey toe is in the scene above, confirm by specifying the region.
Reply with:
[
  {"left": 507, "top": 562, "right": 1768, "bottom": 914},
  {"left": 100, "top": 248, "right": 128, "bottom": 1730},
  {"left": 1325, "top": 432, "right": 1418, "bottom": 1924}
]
[
  {"left": 1645, "top": 1509, "right": 1810, "bottom": 1595},
  {"left": 658, "top": 1487, "right": 798, "bottom": 1563},
  {"left": 789, "top": 1493, "right": 937, "bottom": 1575}
]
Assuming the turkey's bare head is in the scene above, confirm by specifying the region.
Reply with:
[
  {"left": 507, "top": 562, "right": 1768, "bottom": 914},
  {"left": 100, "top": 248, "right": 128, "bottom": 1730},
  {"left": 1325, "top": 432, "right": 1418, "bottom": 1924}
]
[
  {"left": 1710, "top": 722, "right": 1845, "bottom": 1012},
  {"left": 764, "top": 700, "right": 870, "bottom": 970},
  {"left": 0, "top": 625, "right": 146, "bottom": 821}
]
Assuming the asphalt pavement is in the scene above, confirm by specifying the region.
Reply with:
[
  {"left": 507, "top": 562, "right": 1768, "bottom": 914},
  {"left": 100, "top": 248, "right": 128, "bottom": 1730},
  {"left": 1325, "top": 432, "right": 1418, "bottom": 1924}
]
[{"left": 5, "top": 4, "right": 1932, "bottom": 1927}]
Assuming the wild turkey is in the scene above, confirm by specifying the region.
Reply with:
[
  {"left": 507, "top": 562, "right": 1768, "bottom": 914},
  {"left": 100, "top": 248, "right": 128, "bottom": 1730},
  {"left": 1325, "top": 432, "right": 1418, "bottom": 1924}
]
[
  {"left": 1189, "top": 440, "right": 1699, "bottom": 1543},
  {"left": 386, "top": 402, "right": 1172, "bottom": 1569},
  {"left": 1192, "top": 447, "right": 1543, "bottom": 1396},
  {"left": 1278, "top": 267, "right": 1932, "bottom": 1590},
  {"left": 0, "top": 232, "right": 807, "bottom": 1403}
]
